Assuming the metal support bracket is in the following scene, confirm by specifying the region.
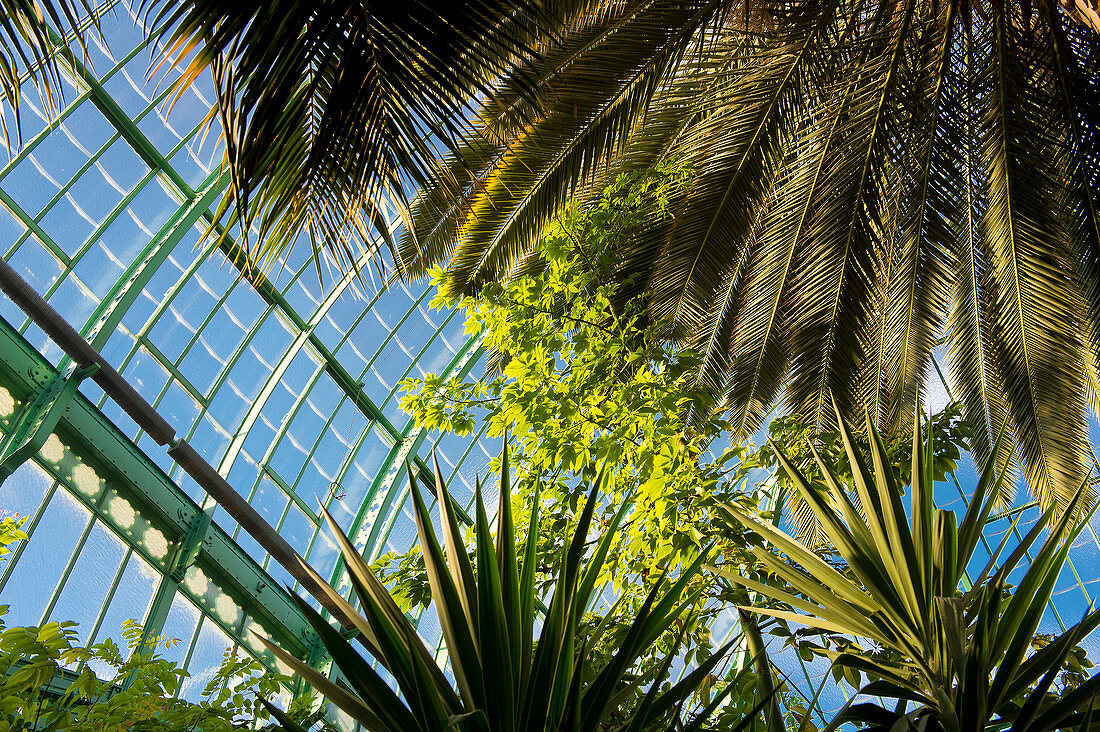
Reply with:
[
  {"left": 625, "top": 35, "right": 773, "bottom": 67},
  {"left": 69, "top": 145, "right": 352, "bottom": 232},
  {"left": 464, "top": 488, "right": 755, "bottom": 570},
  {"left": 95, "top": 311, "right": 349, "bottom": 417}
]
[
  {"left": 0, "top": 363, "right": 99, "bottom": 482},
  {"left": 167, "top": 505, "right": 214, "bottom": 582}
]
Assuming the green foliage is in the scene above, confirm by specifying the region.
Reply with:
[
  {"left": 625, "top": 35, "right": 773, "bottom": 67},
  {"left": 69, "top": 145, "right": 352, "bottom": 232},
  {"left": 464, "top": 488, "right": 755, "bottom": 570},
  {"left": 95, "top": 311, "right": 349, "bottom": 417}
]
[
  {"left": 714, "top": 401, "right": 1100, "bottom": 732},
  {"left": 392, "top": 164, "right": 743, "bottom": 672},
  {"left": 0, "top": 514, "right": 26, "bottom": 564},
  {"left": 0, "top": 616, "right": 305, "bottom": 731},
  {"left": 397, "top": 0, "right": 1100, "bottom": 521},
  {"left": 262, "top": 450, "right": 757, "bottom": 732}
]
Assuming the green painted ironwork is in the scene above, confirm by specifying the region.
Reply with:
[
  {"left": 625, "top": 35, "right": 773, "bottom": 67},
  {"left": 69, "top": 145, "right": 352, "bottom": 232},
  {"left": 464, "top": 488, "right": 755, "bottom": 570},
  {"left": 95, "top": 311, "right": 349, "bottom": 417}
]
[
  {"left": 0, "top": 362, "right": 98, "bottom": 480},
  {"left": 0, "top": 313, "right": 318, "bottom": 666}
]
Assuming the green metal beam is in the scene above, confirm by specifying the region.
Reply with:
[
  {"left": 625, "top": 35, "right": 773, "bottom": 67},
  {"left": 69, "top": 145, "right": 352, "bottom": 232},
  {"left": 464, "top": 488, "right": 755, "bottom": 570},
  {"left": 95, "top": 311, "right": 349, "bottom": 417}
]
[
  {"left": 82, "top": 170, "right": 226, "bottom": 350},
  {"left": 0, "top": 313, "right": 318, "bottom": 662},
  {"left": 0, "top": 363, "right": 97, "bottom": 480}
]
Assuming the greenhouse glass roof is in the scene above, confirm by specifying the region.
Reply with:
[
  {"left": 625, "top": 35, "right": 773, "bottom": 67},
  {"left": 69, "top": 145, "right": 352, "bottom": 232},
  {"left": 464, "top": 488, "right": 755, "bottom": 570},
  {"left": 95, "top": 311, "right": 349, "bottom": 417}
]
[
  {"left": 0, "top": 0, "right": 494, "bottom": 702},
  {"left": 0, "top": 0, "right": 1100, "bottom": 727}
]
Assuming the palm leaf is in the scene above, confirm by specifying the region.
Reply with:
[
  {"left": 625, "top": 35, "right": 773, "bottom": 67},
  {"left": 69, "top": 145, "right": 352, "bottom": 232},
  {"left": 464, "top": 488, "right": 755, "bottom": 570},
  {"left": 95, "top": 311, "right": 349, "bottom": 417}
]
[
  {"left": 0, "top": 0, "right": 99, "bottom": 144},
  {"left": 389, "top": 0, "right": 1100, "bottom": 519},
  {"left": 142, "top": 0, "right": 568, "bottom": 275}
]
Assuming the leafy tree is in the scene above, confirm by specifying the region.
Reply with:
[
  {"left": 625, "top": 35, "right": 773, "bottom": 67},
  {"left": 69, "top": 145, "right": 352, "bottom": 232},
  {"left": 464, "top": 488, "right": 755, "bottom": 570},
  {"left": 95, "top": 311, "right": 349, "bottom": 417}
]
[
  {"left": 0, "top": 616, "right": 318, "bottom": 731},
  {"left": 386, "top": 164, "right": 748, "bottom": 682},
  {"left": 385, "top": 167, "right": 974, "bottom": 705}
]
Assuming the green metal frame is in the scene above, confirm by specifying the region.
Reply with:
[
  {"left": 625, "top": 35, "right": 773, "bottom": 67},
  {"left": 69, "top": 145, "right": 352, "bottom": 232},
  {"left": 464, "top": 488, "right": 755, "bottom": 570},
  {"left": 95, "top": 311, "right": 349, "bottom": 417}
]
[
  {"left": 0, "top": 10, "right": 503, "bottom": 713},
  {"left": 0, "top": 313, "right": 318, "bottom": 669}
]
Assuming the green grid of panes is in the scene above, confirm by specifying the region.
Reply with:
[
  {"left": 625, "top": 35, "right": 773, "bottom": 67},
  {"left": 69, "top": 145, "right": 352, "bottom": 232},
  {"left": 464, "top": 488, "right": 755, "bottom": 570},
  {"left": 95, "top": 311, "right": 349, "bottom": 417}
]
[
  {"left": 0, "top": 317, "right": 309, "bottom": 702},
  {"left": 0, "top": 0, "right": 496, "bottom": 698}
]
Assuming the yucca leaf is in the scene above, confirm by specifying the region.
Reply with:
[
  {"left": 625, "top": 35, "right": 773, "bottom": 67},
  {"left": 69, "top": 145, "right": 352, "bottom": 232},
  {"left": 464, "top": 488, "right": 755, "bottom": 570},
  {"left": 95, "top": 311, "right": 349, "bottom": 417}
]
[
  {"left": 432, "top": 455, "right": 481, "bottom": 651},
  {"left": 714, "top": 566, "right": 878, "bottom": 639},
  {"left": 407, "top": 462, "right": 485, "bottom": 708},
  {"left": 448, "top": 709, "right": 491, "bottom": 732},
  {"left": 857, "top": 680, "right": 929, "bottom": 705},
  {"left": 620, "top": 622, "right": 694, "bottom": 732},
  {"left": 936, "top": 596, "right": 966, "bottom": 683},
  {"left": 736, "top": 606, "right": 855, "bottom": 636},
  {"left": 576, "top": 469, "right": 630, "bottom": 607},
  {"left": 579, "top": 570, "right": 685, "bottom": 729},
  {"left": 1002, "top": 607, "right": 1100, "bottom": 704},
  {"left": 980, "top": 510, "right": 1055, "bottom": 614},
  {"left": 932, "top": 509, "right": 959, "bottom": 613},
  {"left": 521, "top": 486, "right": 593, "bottom": 729},
  {"left": 517, "top": 474, "right": 542, "bottom": 692},
  {"left": 256, "top": 634, "right": 393, "bottom": 730},
  {"left": 316, "top": 506, "right": 457, "bottom": 706},
  {"left": 961, "top": 512, "right": 1024, "bottom": 609},
  {"left": 955, "top": 419, "right": 1013, "bottom": 573},
  {"left": 473, "top": 476, "right": 514, "bottom": 730},
  {"left": 565, "top": 486, "right": 601, "bottom": 599},
  {"left": 719, "top": 506, "right": 877, "bottom": 612},
  {"left": 764, "top": 449, "right": 913, "bottom": 629},
  {"left": 287, "top": 593, "right": 431, "bottom": 730},
  {"left": 633, "top": 553, "right": 711, "bottom": 645},
  {"left": 683, "top": 676, "right": 774, "bottom": 732},
  {"left": 287, "top": 543, "right": 382, "bottom": 657},
  {"left": 640, "top": 637, "right": 740, "bottom": 729},
  {"left": 802, "top": 441, "right": 880, "bottom": 560},
  {"left": 911, "top": 410, "right": 935, "bottom": 602},
  {"left": 829, "top": 702, "right": 908, "bottom": 731},
  {"left": 1005, "top": 614, "right": 1095, "bottom": 732},
  {"left": 990, "top": 480, "right": 1095, "bottom": 664},
  {"left": 496, "top": 440, "right": 524, "bottom": 696},
  {"left": 259, "top": 698, "right": 310, "bottom": 732},
  {"left": 1029, "top": 671, "right": 1100, "bottom": 731},
  {"left": 833, "top": 404, "right": 922, "bottom": 629}
]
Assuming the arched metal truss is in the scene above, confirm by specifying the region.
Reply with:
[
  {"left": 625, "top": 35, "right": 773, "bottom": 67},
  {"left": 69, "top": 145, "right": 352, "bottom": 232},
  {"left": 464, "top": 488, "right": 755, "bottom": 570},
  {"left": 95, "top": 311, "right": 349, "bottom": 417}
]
[{"left": 0, "top": 0, "right": 495, "bottom": 707}]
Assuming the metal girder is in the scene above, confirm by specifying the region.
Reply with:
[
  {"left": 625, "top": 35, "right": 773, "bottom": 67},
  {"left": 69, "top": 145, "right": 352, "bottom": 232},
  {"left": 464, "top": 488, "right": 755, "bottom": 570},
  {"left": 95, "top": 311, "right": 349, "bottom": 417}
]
[
  {"left": 0, "top": 363, "right": 97, "bottom": 480},
  {"left": 167, "top": 505, "right": 214, "bottom": 582},
  {"left": 0, "top": 313, "right": 318, "bottom": 662},
  {"left": 45, "top": 21, "right": 480, "bottom": 559}
]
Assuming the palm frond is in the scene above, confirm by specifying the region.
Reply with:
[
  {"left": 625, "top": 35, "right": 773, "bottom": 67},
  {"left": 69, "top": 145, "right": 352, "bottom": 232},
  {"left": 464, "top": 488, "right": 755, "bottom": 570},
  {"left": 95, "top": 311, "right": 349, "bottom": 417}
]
[
  {"left": 0, "top": 0, "right": 99, "bottom": 145},
  {"left": 157, "top": 0, "right": 1100, "bottom": 519},
  {"left": 405, "top": 0, "right": 1100, "bottom": 518},
  {"left": 977, "top": 3, "right": 1092, "bottom": 511},
  {"left": 400, "top": 0, "right": 744, "bottom": 297},
  {"left": 143, "top": 0, "right": 569, "bottom": 276},
  {"left": 869, "top": 0, "right": 956, "bottom": 433}
]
